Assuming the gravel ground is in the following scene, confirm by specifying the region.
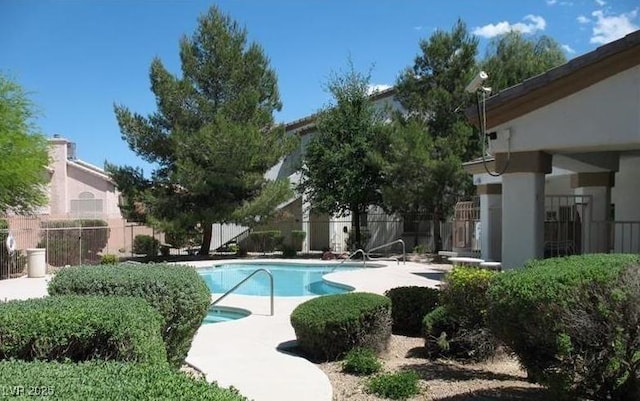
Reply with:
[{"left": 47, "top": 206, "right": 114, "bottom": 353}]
[{"left": 317, "top": 335, "right": 550, "bottom": 401}]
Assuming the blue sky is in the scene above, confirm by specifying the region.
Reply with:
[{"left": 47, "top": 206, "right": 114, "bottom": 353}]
[{"left": 1, "top": 0, "right": 638, "bottom": 173}]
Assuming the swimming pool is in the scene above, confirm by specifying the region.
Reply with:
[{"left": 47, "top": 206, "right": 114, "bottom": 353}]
[
  {"left": 198, "top": 263, "right": 359, "bottom": 297},
  {"left": 202, "top": 306, "right": 251, "bottom": 324}
]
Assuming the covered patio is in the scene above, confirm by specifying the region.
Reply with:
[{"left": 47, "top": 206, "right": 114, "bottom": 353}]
[{"left": 465, "top": 29, "right": 640, "bottom": 269}]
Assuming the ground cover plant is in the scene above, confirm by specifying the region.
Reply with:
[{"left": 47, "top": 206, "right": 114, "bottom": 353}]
[
  {"left": 342, "top": 347, "right": 383, "bottom": 376},
  {"left": 366, "top": 370, "right": 421, "bottom": 400},
  {"left": 488, "top": 253, "right": 640, "bottom": 400},
  {"left": 291, "top": 292, "right": 392, "bottom": 361},
  {"left": 48, "top": 263, "right": 210, "bottom": 367},
  {"left": 0, "top": 295, "right": 166, "bottom": 364}
]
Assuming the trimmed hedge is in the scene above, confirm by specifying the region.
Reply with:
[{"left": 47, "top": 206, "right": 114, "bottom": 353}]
[
  {"left": 0, "top": 296, "right": 166, "bottom": 364},
  {"left": 290, "top": 292, "right": 392, "bottom": 361},
  {"left": 48, "top": 263, "right": 211, "bottom": 368},
  {"left": 423, "top": 267, "right": 498, "bottom": 361},
  {"left": 0, "top": 360, "right": 248, "bottom": 401},
  {"left": 384, "top": 286, "right": 440, "bottom": 336},
  {"left": 488, "top": 254, "right": 640, "bottom": 400}
]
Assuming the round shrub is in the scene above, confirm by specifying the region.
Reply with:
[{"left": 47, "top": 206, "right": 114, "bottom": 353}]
[
  {"left": 0, "top": 360, "right": 248, "bottom": 401},
  {"left": 290, "top": 292, "right": 392, "bottom": 361},
  {"left": 133, "top": 235, "right": 160, "bottom": 257},
  {"left": 488, "top": 254, "right": 640, "bottom": 400},
  {"left": 342, "top": 347, "right": 383, "bottom": 376},
  {"left": 422, "top": 267, "right": 499, "bottom": 361},
  {"left": 100, "top": 254, "right": 118, "bottom": 264},
  {"left": 384, "top": 286, "right": 440, "bottom": 336},
  {"left": 366, "top": 371, "right": 421, "bottom": 400},
  {"left": 48, "top": 263, "right": 211, "bottom": 368}
]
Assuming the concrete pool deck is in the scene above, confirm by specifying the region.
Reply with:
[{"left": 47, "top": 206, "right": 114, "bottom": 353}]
[
  {"left": 0, "top": 259, "right": 446, "bottom": 401},
  {"left": 186, "top": 259, "right": 444, "bottom": 401}
]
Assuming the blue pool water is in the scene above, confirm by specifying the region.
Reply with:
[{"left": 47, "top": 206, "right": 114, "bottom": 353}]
[
  {"left": 199, "top": 263, "right": 358, "bottom": 297},
  {"left": 202, "top": 306, "right": 251, "bottom": 324}
]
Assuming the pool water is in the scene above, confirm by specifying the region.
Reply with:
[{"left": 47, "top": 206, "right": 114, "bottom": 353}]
[
  {"left": 199, "top": 263, "right": 358, "bottom": 297},
  {"left": 202, "top": 306, "right": 251, "bottom": 324}
]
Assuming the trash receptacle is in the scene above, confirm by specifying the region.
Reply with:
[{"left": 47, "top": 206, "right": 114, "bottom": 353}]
[{"left": 27, "top": 248, "right": 46, "bottom": 278}]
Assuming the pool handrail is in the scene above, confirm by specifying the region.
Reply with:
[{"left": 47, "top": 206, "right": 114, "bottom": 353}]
[
  {"left": 337, "top": 248, "right": 367, "bottom": 268},
  {"left": 367, "top": 239, "right": 406, "bottom": 265},
  {"left": 210, "top": 268, "right": 274, "bottom": 316}
]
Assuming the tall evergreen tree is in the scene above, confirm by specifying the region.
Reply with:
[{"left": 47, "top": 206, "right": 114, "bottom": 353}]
[
  {"left": 299, "top": 64, "right": 388, "bottom": 249},
  {"left": 391, "top": 20, "right": 479, "bottom": 251},
  {"left": 110, "top": 6, "right": 294, "bottom": 254},
  {"left": 0, "top": 74, "right": 49, "bottom": 215},
  {"left": 481, "top": 31, "right": 567, "bottom": 93}
]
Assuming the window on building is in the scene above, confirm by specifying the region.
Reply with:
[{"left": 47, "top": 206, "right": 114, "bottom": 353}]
[{"left": 70, "top": 191, "right": 103, "bottom": 217}]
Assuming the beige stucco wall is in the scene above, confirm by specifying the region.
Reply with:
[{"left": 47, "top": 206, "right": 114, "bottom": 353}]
[{"left": 489, "top": 65, "right": 640, "bottom": 154}]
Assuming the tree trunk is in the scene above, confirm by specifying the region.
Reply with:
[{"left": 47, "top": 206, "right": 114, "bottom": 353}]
[
  {"left": 433, "top": 211, "right": 442, "bottom": 252},
  {"left": 353, "top": 209, "right": 361, "bottom": 250},
  {"left": 199, "top": 223, "right": 212, "bottom": 255}
]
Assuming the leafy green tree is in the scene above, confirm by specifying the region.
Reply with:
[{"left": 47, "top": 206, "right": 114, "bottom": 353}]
[
  {"left": 0, "top": 74, "right": 49, "bottom": 215},
  {"left": 481, "top": 31, "right": 567, "bottom": 93},
  {"left": 392, "top": 20, "right": 479, "bottom": 251},
  {"left": 109, "top": 6, "right": 294, "bottom": 254},
  {"left": 299, "top": 64, "right": 388, "bottom": 249}
]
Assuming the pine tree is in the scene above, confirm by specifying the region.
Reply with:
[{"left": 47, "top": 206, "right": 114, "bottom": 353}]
[{"left": 110, "top": 6, "right": 294, "bottom": 254}]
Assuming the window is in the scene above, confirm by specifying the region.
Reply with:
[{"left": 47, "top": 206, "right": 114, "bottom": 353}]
[{"left": 70, "top": 192, "right": 103, "bottom": 217}]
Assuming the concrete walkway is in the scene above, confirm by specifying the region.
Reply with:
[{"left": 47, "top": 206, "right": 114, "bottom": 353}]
[
  {"left": 0, "top": 260, "right": 445, "bottom": 401},
  {"left": 186, "top": 259, "right": 443, "bottom": 401}
]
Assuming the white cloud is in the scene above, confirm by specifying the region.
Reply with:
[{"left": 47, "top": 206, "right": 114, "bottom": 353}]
[
  {"left": 561, "top": 44, "right": 576, "bottom": 54},
  {"left": 472, "top": 15, "right": 546, "bottom": 38},
  {"left": 367, "top": 84, "right": 392, "bottom": 95},
  {"left": 413, "top": 26, "right": 423, "bottom": 31},
  {"left": 590, "top": 9, "right": 639, "bottom": 44},
  {"left": 546, "top": 0, "right": 557, "bottom": 4},
  {"left": 577, "top": 15, "right": 591, "bottom": 24},
  {"left": 595, "top": 0, "right": 606, "bottom": 6}
]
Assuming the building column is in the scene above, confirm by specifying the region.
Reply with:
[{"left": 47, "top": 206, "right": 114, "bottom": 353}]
[
  {"left": 497, "top": 151, "right": 552, "bottom": 269},
  {"left": 301, "top": 194, "right": 311, "bottom": 253},
  {"left": 572, "top": 172, "right": 614, "bottom": 253},
  {"left": 477, "top": 184, "right": 502, "bottom": 262}
]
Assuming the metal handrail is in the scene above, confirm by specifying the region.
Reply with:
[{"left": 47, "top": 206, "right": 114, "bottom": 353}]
[
  {"left": 367, "top": 239, "right": 406, "bottom": 264},
  {"left": 210, "top": 268, "right": 274, "bottom": 316},
  {"left": 338, "top": 248, "right": 367, "bottom": 268}
]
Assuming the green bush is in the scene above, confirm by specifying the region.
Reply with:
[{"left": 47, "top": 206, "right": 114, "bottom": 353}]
[
  {"left": 412, "top": 244, "right": 427, "bottom": 255},
  {"left": 488, "top": 254, "right": 640, "bottom": 400},
  {"left": 48, "top": 263, "right": 210, "bottom": 368},
  {"left": 37, "top": 219, "right": 110, "bottom": 266},
  {"left": 366, "top": 371, "right": 421, "bottom": 400},
  {"left": 164, "top": 227, "right": 200, "bottom": 250},
  {"left": 342, "top": 347, "right": 383, "bottom": 375},
  {"left": 423, "top": 267, "right": 498, "bottom": 361},
  {"left": 100, "top": 253, "right": 118, "bottom": 264},
  {"left": 290, "top": 292, "right": 392, "bottom": 361},
  {"left": 281, "top": 244, "right": 297, "bottom": 258},
  {"left": 384, "top": 286, "right": 440, "bottom": 336},
  {"left": 0, "top": 296, "right": 166, "bottom": 364},
  {"left": 0, "top": 360, "right": 248, "bottom": 401},
  {"left": 133, "top": 234, "right": 160, "bottom": 257},
  {"left": 248, "top": 230, "right": 281, "bottom": 253},
  {"left": 291, "top": 230, "right": 306, "bottom": 251},
  {"left": 423, "top": 305, "right": 485, "bottom": 359}
]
